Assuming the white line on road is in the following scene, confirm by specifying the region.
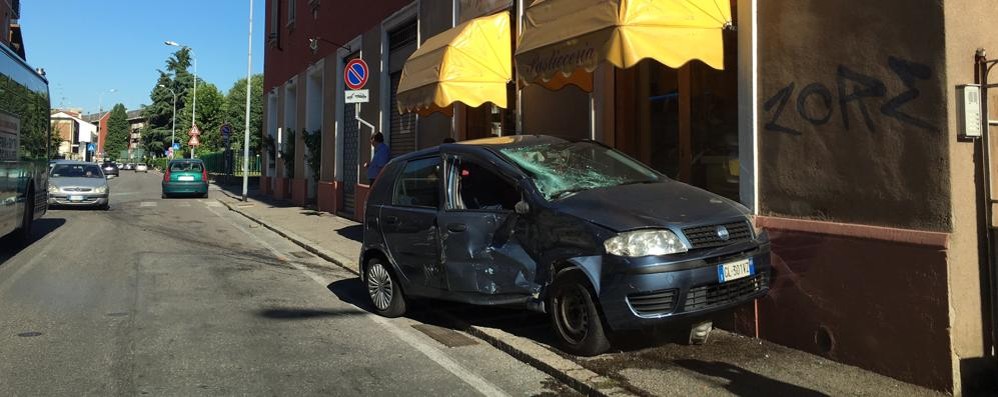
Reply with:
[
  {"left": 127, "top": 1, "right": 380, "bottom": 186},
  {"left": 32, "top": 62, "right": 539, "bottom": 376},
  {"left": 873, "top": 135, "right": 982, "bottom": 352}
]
[
  {"left": 140, "top": 202, "right": 157, "bottom": 207},
  {"left": 176, "top": 202, "right": 191, "bottom": 207},
  {"left": 204, "top": 205, "right": 509, "bottom": 397}
]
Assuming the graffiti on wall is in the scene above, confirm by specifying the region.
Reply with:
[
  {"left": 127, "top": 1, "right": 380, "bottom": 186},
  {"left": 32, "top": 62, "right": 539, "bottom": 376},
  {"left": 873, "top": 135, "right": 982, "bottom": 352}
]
[{"left": 764, "top": 57, "right": 938, "bottom": 135}]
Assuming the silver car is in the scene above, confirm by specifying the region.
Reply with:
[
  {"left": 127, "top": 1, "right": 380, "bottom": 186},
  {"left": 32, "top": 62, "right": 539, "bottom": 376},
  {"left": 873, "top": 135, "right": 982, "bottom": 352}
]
[
  {"left": 135, "top": 163, "right": 149, "bottom": 173},
  {"left": 48, "top": 161, "right": 110, "bottom": 210}
]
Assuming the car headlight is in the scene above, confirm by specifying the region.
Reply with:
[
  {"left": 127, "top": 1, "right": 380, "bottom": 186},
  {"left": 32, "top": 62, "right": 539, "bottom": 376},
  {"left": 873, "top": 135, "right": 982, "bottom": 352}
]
[
  {"left": 94, "top": 186, "right": 108, "bottom": 194},
  {"left": 48, "top": 185, "right": 59, "bottom": 194},
  {"left": 604, "top": 229, "right": 689, "bottom": 257}
]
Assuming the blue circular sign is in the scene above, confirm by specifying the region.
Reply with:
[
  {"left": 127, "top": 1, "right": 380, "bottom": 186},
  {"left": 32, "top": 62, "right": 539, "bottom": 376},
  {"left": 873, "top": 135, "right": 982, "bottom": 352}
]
[{"left": 344, "top": 59, "right": 369, "bottom": 90}]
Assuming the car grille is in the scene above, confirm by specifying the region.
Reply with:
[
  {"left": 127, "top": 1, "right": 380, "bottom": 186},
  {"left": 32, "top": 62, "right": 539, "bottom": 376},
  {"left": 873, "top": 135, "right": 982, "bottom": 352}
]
[
  {"left": 626, "top": 288, "right": 678, "bottom": 317},
  {"left": 682, "top": 220, "right": 753, "bottom": 249},
  {"left": 684, "top": 273, "right": 768, "bottom": 312},
  {"left": 63, "top": 187, "right": 93, "bottom": 192}
]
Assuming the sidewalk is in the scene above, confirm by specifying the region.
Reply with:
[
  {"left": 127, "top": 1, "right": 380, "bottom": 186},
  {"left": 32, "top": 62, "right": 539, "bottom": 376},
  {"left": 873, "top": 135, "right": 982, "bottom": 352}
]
[{"left": 210, "top": 183, "right": 946, "bottom": 397}]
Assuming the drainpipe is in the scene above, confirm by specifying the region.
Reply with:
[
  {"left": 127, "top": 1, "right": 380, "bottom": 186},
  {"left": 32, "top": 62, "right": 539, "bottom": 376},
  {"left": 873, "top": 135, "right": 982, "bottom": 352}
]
[{"left": 976, "top": 48, "right": 998, "bottom": 357}]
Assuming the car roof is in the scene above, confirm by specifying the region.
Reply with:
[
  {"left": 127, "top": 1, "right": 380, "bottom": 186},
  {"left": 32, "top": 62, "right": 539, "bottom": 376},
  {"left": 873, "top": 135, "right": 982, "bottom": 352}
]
[
  {"left": 52, "top": 160, "right": 97, "bottom": 165},
  {"left": 390, "top": 134, "right": 573, "bottom": 163}
]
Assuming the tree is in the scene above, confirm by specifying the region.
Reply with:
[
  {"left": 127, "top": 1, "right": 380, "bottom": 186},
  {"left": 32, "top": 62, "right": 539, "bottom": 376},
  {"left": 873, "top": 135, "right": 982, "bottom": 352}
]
[
  {"left": 224, "top": 74, "right": 263, "bottom": 155},
  {"left": 142, "top": 49, "right": 196, "bottom": 156},
  {"left": 177, "top": 83, "right": 225, "bottom": 153},
  {"left": 105, "top": 104, "right": 129, "bottom": 160}
]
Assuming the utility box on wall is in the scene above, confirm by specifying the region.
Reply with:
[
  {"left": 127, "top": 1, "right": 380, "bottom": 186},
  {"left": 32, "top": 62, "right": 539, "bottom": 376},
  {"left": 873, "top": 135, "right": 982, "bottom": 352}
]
[{"left": 957, "top": 84, "right": 983, "bottom": 139}]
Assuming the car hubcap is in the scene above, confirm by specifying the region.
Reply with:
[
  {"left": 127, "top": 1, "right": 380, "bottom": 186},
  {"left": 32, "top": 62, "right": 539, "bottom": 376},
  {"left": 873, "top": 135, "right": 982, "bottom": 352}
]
[
  {"left": 367, "top": 264, "right": 393, "bottom": 310},
  {"left": 556, "top": 285, "right": 589, "bottom": 344}
]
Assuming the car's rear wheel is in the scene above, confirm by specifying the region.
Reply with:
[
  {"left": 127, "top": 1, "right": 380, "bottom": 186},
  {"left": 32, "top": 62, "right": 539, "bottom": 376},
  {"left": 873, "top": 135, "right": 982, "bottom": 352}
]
[
  {"left": 549, "top": 270, "right": 610, "bottom": 356},
  {"left": 366, "top": 258, "right": 406, "bottom": 317}
]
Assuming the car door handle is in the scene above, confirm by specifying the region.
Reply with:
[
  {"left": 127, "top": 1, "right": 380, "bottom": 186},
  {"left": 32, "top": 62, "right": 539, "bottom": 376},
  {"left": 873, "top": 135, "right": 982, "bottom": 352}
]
[
  {"left": 447, "top": 223, "right": 467, "bottom": 232},
  {"left": 384, "top": 216, "right": 399, "bottom": 225}
]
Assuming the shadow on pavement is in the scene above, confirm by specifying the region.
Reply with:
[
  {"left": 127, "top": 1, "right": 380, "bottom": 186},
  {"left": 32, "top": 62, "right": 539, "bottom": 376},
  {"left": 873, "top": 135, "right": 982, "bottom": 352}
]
[
  {"left": 257, "top": 307, "right": 367, "bottom": 320},
  {"left": 0, "top": 218, "right": 66, "bottom": 265},
  {"left": 325, "top": 276, "right": 557, "bottom": 346},
  {"left": 674, "top": 359, "right": 830, "bottom": 397},
  {"left": 335, "top": 225, "right": 363, "bottom": 243}
]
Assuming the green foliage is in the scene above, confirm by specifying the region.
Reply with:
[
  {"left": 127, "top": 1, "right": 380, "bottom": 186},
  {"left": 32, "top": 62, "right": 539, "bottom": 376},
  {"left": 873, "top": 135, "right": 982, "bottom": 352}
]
[
  {"left": 0, "top": 71, "right": 50, "bottom": 160},
  {"left": 303, "top": 129, "right": 321, "bottom": 185},
  {"left": 280, "top": 129, "right": 295, "bottom": 178},
  {"left": 105, "top": 104, "right": 129, "bottom": 160},
  {"left": 263, "top": 133, "right": 276, "bottom": 167},
  {"left": 177, "top": 82, "right": 226, "bottom": 153},
  {"left": 224, "top": 74, "right": 264, "bottom": 155}
]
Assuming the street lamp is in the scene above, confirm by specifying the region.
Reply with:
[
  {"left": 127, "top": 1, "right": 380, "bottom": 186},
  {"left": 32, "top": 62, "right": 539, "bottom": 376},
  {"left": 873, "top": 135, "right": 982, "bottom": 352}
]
[
  {"left": 165, "top": 40, "right": 197, "bottom": 158},
  {"left": 243, "top": 0, "right": 254, "bottom": 201},
  {"left": 158, "top": 84, "right": 177, "bottom": 155}
]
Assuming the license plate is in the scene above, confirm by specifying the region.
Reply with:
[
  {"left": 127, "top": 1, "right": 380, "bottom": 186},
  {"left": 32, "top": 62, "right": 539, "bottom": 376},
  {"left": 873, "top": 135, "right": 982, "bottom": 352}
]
[
  {"left": 69, "top": 195, "right": 84, "bottom": 201},
  {"left": 178, "top": 176, "right": 195, "bottom": 181},
  {"left": 718, "top": 258, "right": 753, "bottom": 283}
]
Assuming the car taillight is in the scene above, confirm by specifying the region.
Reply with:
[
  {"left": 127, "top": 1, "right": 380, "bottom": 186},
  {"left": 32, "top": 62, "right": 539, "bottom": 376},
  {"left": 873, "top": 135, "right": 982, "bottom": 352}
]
[
  {"left": 202, "top": 168, "right": 208, "bottom": 182},
  {"left": 163, "top": 169, "right": 170, "bottom": 182}
]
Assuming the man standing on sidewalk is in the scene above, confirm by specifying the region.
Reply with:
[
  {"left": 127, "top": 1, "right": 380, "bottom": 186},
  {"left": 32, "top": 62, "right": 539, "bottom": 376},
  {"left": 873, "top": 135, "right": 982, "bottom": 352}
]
[{"left": 364, "top": 133, "right": 389, "bottom": 185}]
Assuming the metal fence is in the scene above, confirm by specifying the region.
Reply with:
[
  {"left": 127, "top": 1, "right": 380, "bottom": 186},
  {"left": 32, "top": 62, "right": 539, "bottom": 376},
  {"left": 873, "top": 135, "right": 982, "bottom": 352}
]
[{"left": 199, "top": 151, "right": 262, "bottom": 177}]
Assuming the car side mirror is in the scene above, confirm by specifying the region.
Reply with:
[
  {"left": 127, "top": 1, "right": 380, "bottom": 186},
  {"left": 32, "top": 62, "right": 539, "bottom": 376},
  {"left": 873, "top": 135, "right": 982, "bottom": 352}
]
[{"left": 515, "top": 200, "right": 530, "bottom": 215}]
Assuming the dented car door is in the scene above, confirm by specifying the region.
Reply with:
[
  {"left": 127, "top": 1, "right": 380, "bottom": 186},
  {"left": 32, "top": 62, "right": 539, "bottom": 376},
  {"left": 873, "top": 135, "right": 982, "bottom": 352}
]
[{"left": 437, "top": 151, "right": 537, "bottom": 296}]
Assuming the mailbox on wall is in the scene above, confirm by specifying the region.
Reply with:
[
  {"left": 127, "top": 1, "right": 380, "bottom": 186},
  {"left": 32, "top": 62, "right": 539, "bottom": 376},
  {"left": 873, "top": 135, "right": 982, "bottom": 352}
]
[{"left": 957, "top": 84, "right": 983, "bottom": 139}]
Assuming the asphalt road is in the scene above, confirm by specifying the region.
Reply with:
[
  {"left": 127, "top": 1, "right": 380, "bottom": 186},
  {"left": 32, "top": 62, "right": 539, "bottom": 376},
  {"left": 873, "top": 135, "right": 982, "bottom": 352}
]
[{"left": 0, "top": 171, "right": 573, "bottom": 396}]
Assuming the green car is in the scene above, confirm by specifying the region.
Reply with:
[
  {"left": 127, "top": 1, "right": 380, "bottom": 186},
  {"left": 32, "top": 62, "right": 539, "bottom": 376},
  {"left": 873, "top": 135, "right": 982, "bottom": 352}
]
[{"left": 162, "top": 159, "right": 209, "bottom": 198}]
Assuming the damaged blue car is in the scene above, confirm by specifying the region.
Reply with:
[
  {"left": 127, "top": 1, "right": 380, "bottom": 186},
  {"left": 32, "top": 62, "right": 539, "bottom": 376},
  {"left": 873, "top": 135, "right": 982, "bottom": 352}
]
[{"left": 362, "top": 135, "right": 771, "bottom": 356}]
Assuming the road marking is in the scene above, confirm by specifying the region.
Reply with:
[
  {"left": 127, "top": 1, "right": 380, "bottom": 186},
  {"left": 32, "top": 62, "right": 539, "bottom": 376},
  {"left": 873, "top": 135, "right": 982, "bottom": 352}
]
[
  {"left": 205, "top": 201, "right": 222, "bottom": 208},
  {"left": 204, "top": 205, "right": 509, "bottom": 397},
  {"left": 140, "top": 202, "right": 157, "bottom": 207},
  {"left": 177, "top": 202, "right": 191, "bottom": 207}
]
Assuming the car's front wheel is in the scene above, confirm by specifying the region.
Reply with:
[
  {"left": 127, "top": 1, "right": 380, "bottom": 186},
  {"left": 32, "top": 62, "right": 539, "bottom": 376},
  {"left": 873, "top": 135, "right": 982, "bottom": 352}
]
[
  {"left": 549, "top": 269, "right": 611, "bottom": 356},
  {"left": 366, "top": 258, "right": 406, "bottom": 317}
]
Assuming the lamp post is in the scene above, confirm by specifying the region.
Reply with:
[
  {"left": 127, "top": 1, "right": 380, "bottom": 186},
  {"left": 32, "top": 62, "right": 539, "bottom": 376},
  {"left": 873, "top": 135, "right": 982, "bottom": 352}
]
[
  {"left": 158, "top": 84, "right": 177, "bottom": 157},
  {"left": 96, "top": 88, "right": 116, "bottom": 162},
  {"left": 243, "top": 0, "right": 254, "bottom": 201},
  {"left": 165, "top": 40, "right": 197, "bottom": 158}
]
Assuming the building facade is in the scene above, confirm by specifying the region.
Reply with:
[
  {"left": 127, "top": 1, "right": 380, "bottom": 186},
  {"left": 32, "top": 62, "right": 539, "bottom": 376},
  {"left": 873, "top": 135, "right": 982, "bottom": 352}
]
[
  {"left": 262, "top": 1, "right": 998, "bottom": 393},
  {"left": 51, "top": 110, "right": 98, "bottom": 160}
]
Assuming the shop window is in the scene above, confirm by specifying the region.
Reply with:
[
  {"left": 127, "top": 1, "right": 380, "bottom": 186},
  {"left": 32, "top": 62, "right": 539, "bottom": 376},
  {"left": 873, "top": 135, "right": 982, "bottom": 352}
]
[{"left": 614, "top": 29, "right": 739, "bottom": 201}]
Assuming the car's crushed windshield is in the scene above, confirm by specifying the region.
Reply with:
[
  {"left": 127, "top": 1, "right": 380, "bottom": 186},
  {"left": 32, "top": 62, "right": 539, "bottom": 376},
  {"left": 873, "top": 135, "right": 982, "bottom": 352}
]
[
  {"left": 500, "top": 141, "right": 661, "bottom": 200},
  {"left": 51, "top": 164, "right": 104, "bottom": 178}
]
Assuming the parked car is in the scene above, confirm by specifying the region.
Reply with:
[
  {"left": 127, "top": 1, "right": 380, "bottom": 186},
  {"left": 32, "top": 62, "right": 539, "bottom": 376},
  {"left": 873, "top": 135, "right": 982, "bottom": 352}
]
[
  {"left": 161, "top": 159, "right": 209, "bottom": 198},
  {"left": 102, "top": 161, "right": 119, "bottom": 177},
  {"left": 135, "top": 163, "right": 149, "bottom": 173},
  {"left": 121, "top": 163, "right": 134, "bottom": 171},
  {"left": 361, "top": 135, "right": 771, "bottom": 356},
  {"left": 48, "top": 161, "right": 110, "bottom": 210}
]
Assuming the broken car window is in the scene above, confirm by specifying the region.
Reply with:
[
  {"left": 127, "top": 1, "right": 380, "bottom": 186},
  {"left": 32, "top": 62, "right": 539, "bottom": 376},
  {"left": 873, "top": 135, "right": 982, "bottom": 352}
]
[
  {"left": 499, "top": 141, "right": 661, "bottom": 200},
  {"left": 446, "top": 156, "right": 518, "bottom": 211},
  {"left": 393, "top": 157, "right": 441, "bottom": 208}
]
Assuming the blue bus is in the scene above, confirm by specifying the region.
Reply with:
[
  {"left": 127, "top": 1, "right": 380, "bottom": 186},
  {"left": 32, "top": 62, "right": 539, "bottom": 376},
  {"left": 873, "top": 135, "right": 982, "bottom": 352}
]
[{"left": 0, "top": 42, "right": 51, "bottom": 244}]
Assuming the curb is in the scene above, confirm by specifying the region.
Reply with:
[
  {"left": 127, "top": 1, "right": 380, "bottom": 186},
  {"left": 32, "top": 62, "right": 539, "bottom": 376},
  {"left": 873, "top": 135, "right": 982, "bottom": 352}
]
[{"left": 214, "top": 189, "right": 635, "bottom": 397}]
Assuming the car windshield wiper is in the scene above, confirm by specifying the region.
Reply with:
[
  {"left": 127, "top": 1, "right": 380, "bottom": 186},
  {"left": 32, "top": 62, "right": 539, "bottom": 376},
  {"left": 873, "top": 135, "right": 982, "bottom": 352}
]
[{"left": 551, "top": 187, "right": 590, "bottom": 200}]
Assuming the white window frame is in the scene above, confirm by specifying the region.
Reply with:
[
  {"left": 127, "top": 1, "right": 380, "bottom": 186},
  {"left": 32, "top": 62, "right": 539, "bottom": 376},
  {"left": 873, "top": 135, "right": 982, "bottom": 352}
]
[
  {"left": 287, "top": 0, "right": 297, "bottom": 27},
  {"left": 380, "top": 1, "right": 420, "bottom": 149}
]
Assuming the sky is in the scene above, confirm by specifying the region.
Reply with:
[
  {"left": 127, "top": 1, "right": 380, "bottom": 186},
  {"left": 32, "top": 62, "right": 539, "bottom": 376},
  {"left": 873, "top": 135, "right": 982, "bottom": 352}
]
[{"left": 20, "top": 0, "right": 266, "bottom": 115}]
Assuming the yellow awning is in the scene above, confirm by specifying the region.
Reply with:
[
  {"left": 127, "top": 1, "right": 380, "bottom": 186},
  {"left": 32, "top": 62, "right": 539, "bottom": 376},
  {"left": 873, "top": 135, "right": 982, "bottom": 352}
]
[
  {"left": 397, "top": 12, "right": 512, "bottom": 116},
  {"left": 515, "top": 0, "right": 731, "bottom": 90}
]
